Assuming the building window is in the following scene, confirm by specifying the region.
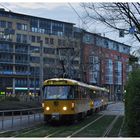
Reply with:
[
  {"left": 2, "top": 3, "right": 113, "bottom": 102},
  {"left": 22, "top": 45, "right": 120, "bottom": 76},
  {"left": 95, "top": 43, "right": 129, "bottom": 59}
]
[
  {"left": 30, "top": 56, "right": 40, "bottom": 63},
  {"left": 63, "top": 40, "right": 66, "bottom": 46},
  {"left": 44, "top": 48, "right": 55, "bottom": 54},
  {"left": 23, "top": 34, "right": 27, "bottom": 43},
  {"left": 104, "top": 40, "right": 109, "bottom": 48},
  {"left": 74, "top": 41, "right": 77, "bottom": 47},
  {"left": 45, "top": 37, "right": 49, "bottom": 44},
  {"left": 16, "top": 34, "right": 21, "bottom": 43},
  {"left": 31, "top": 36, "right": 35, "bottom": 42},
  {"left": 44, "top": 57, "right": 55, "bottom": 64},
  {"left": 22, "top": 24, "right": 27, "bottom": 31},
  {"left": 50, "top": 38, "right": 54, "bottom": 45},
  {"left": 0, "top": 20, "right": 6, "bottom": 28},
  {"left": 17, "top": 23, "right": 22, "bottom": 30},
  {"left": 7, "top": 22, "right": 12, "bottom": 28},
  {"left": 37, "top": 36, "right": 41, "bottom": 43},
  {"left": 31, "top": 27, "right": 38, "bottom": 32},
  {"left": 17, "top": 23, "right": 27, "bottom": 31},
  {"left": 58, "top": 39, "right": 61, "bottom": 46},
  {"left": 38, "top": 28, "right": 45, "bottom": 34}
]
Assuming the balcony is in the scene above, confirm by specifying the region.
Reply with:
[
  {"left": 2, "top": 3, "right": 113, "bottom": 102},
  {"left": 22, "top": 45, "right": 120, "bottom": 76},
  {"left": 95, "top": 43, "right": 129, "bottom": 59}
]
[
  {"left": 15, "top": 49, "right": 28, "bottom": 54},
  {"left": 0, "top": 60, "right": 13, "bottom": 64},
  {"left": 15, "top": 60, "right": 29, "bottom": 65},
  {"left": 0, "top": 49, "right": 13, "bottom": 53}
]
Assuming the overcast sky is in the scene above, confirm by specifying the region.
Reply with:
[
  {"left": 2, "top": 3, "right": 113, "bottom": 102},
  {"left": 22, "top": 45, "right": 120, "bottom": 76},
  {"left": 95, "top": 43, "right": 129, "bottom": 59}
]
[{"left": 0, "top": 2, "right": 138, "bottom": 52}]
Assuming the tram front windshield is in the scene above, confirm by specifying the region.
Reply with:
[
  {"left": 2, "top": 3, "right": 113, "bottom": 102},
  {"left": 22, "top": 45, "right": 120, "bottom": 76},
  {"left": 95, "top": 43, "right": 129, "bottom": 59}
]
[{"left": 43, "top": 86, "right": 73, "bottom": 99}]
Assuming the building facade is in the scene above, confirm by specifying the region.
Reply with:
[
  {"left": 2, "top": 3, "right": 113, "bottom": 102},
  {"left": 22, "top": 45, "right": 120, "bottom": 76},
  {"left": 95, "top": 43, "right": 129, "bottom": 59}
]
[
  {"left": 0, "top": 9, "right": 132, "bottom": 100},
  {"left": 0, "top": 9, "right": 81, "bottom": 96},
  {"left": 82, "top": 31, "right": 131, "bottom": 101}
]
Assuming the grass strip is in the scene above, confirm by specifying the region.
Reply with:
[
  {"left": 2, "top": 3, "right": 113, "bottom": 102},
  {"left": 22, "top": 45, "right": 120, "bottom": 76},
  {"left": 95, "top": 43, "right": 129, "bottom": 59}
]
[{"left": 73, "top": 115, "right": 116, "bottom": 137}]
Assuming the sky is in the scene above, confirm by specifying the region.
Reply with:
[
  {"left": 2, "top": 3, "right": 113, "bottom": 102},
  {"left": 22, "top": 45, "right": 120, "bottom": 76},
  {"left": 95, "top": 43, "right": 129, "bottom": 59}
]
[{"left": 0, "top": 2, "right": 139, "bottom": 53}]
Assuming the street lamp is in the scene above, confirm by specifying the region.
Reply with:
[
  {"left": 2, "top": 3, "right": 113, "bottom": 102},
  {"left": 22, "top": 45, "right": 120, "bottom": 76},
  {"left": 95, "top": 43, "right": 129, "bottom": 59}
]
[
  {"left": 39, "top": 40, "right": 43, "bottom": 101},
  {"left": 27, "top": 44, "right": 31, "bottom": 96}
]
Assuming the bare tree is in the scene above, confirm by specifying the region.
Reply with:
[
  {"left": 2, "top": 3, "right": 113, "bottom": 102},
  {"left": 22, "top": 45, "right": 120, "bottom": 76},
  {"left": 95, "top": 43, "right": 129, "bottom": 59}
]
[{"left": 81, "top": 3, "right": 140, "bottom": 43}]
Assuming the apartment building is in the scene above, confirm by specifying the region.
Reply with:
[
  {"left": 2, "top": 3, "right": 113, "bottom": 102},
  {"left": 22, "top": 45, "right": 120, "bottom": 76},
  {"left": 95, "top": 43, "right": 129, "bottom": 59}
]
[
  {"left": 0, "top": 9, "right": 81, "bottom": 96},
  {"left": 82, "top": 31, "right": 131, "bottom": 101}
]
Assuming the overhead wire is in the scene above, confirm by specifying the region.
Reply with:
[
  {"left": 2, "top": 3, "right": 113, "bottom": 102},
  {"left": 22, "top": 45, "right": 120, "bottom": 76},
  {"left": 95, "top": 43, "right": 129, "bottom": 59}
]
[
  {"left": 0, "top": 3, "right": 12, "bottom": 12},
  {"left": 67, "top": 2, "right": 91, "bottom": 31},
  {"left": 67, "top": 3, "right": 121, "bottom": 36}
]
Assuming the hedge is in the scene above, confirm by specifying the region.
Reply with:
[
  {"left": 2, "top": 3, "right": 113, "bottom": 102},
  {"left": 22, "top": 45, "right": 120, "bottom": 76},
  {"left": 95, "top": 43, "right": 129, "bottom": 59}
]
[{"left": 125, "top": 68, "right": 140, "bottom": 136}]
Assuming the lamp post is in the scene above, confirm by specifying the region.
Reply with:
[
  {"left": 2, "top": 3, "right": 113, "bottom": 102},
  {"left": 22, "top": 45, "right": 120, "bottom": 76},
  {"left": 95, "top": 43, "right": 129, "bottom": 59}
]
[
  {"left": 39, "top": 40, "right": 43, "bottom": 101},
  {"left": 27, "top": 44, "right": 30, "bottom": 96}
]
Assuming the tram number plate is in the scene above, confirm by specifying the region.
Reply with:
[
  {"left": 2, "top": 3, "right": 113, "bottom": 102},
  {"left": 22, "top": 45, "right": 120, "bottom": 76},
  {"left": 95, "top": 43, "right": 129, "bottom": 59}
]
[{"left": 52, "top": 113, "right": 60, "bottom": 120}]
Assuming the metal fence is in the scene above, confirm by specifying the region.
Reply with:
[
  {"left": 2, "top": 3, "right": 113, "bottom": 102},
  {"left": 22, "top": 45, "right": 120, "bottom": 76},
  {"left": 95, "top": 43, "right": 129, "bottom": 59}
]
[{"left": 0, "top": 107, "right": 43, "bottom": 131}]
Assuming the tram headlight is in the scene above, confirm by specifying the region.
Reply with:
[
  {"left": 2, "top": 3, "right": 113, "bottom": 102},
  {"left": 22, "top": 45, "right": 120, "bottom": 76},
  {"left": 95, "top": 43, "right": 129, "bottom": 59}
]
[
  {"left": 63, "top": 106, "right": 67, "bottom": 111},
  {"left": 46, "top": 106, "right": 50, "bottom": 111},
  {"left": 42, "top": 103, "right": 44, "bottom": 108},
  {"left": 101, "top": 99, "right": 104, "bottom": 102}
]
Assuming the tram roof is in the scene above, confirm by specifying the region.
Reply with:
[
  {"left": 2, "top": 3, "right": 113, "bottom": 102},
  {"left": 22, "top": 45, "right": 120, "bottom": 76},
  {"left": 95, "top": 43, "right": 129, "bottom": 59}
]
[{"left": 43, "top": 78, "right": 109, "bottom": 92}]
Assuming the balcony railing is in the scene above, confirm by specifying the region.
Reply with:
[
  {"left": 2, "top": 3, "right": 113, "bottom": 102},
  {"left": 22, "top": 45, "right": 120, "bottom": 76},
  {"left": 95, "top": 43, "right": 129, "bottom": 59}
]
[
  {"left": 0, "top": 107, "right": 43, "bottom": 130},
  {"left": 0, "top": 49, "right": 13, "bottom": 53},
  {"left": 15, "top": 61, "right": 29, "bottom": 65},
  {"left": 15, "top": 49, "right": 28, "bottom": 54},
  {"left": 0, "top": 71, "right": 31, "bottom": 76},
  {"left": 0, "top": 60, "right": 13, "bottom": 64}
]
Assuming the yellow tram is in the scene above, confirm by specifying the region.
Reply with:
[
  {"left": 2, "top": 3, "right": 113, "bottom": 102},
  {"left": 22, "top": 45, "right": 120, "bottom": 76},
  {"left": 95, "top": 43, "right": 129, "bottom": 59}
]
[{"left": 42, "top": 78, "right": 109, "bottom": 122}]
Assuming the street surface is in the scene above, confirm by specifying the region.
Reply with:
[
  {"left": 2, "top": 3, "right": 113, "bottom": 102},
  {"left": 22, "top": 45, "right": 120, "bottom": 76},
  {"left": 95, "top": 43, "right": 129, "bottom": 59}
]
[{"left": 100, "top": 102, "right": 124, "bottom": 116}]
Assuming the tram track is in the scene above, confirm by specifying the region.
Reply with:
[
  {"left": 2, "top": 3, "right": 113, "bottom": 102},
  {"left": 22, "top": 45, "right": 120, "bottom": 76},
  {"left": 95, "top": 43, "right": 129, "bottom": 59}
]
[
  {"left": 43, "top": 114, "right": 103, "bottom": 137},
  {"left": 0, "top": 114, "right": 124, "bottom": 137},
  {"left": 11, "top": 125, "right": 45, "bottom": 137},
  {"left": 67, "top": 115, "right": 104, "bottom": 138},
  {"left": 102, "top": 115, "right": 119, "bottom": 137},
  {"left": 45, "top": 129, "right": 63, "bottom": 138}
]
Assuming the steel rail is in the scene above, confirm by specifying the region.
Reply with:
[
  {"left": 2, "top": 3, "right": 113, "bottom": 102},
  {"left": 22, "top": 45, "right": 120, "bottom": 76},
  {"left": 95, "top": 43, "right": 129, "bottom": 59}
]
[
  {"left": 45, "top": 129, "right": 63, "bottom": 138},
  {"left": 118, "top": 116, "right": 125, "bottom": 137},
  {"left": 67, "top": 115, "right": 105, "bottom": 138},
  {"left": 11, "top": 124, "right": 45, "bottom": 137},
  {"left": 102, "top": 115, "right": 119, "bottom": 137}
]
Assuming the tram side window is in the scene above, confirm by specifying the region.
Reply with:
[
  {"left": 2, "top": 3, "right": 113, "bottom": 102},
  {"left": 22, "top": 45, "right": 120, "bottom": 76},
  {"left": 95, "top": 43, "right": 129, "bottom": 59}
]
[
  {"left": 78, "top": 86, "right": 83, "bottom": 99},
  {"left": 68, "top": 86, "right": 75, "bottom": 99},
  {"left": 82, "top": 87, "right": 87, "bottom": 98},
  {"left": 74, "top": 86, "right": 79, "bottom": 99}
]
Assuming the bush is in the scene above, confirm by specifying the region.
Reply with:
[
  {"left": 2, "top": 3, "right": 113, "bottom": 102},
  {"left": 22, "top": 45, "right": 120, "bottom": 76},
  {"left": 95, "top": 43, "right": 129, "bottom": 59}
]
[{"left": 125, "top": 69, "right": 140, "bottom": 136}]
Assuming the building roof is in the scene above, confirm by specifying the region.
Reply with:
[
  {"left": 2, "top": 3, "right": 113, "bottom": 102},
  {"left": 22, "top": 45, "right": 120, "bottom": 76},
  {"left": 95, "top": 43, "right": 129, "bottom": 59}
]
[
  {"left": 0, "top": 9, "right": 75, "bottom": 25},
  {"left": 83, "top": 30, "right": 131, "bottom": 48}
]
